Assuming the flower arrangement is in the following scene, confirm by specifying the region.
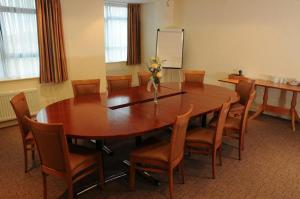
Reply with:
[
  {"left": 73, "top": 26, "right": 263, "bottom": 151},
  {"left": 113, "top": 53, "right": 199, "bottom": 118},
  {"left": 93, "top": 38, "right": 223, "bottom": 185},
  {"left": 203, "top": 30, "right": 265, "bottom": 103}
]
[
  {"left": 147, "top": 57, "right": 165, "bottom": 85},
  {"left": 146, "top": 57, "right": 165, "bottom": 104}
]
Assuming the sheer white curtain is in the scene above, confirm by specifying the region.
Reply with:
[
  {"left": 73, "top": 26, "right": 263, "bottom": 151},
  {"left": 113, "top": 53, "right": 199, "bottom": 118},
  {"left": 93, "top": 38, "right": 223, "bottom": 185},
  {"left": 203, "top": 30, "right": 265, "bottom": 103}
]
[
  {"left": 104, "top": 2, "right": 127, "bottom": 63},
  {"left": 0, "top": 0, "right": 39, "bottom": 80}
]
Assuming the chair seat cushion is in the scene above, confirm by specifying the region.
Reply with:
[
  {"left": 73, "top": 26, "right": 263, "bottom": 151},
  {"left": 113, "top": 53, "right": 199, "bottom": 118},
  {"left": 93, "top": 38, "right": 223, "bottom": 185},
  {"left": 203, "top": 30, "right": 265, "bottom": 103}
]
[
  {"left": 210, "top": 116, "right": 241, "bottom": 131},
  {"left": 130, "top": 141, "right": 170, "bottom": 163},
  {"left": 229, "top": 103, "right": 245, "bottom": 116},
  {"left": 186, "top": 128, "right": 214, "bottom": 144},
  {"left": 69, "top": 145, "right": 99, "bottom": 175},
  {"left": 224, "top": 116, "right": 241, "bottom": 130}
]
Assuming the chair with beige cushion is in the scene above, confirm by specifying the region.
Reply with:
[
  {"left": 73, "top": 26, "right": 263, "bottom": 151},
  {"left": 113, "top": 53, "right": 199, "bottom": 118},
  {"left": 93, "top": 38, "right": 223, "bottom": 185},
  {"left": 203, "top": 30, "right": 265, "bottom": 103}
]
[
  {"left": 107, "top": 75, "right": 132, "bottom": 92},
  {"left": 129, "top": 105, "right": 194, "bottom": 199},
  {"left": 10, "top": 92, "right": 36, "bottom": 173},
  {"left": 25, "top": 117, "right": 104, "bottom": 199},
  {"left": 210, "top": 90, "right": 256, "bottom": 160},
  {"left": 71, "top": 79, "right": 100, "bottom": 145},
  {"left": 183, "top": 70, "right": 205, "bottom": 83},
  {"left": 71, "top": 79, "right": 100, "bottom": 97},
  {"left": 185, "top": 99, "right": 231, "bottom": 179},
  {"left": 137, "top": 71, "right": 151, "bottom": 86},
  {"left": 71, "top": 79, "right": 114, "bottom": 155},
  {"left": 229, "top": 79, "right": 255, "bottom": 117},
  {"left": 183, "top": 70, "right": 206, "bottom": 126}
]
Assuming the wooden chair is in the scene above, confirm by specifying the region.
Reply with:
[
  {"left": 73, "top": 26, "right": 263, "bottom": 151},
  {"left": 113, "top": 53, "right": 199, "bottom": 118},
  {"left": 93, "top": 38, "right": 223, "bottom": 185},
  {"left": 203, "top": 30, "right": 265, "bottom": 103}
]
[
  {"left": 71, "top": 79, "right": 100, "bottom": 97},
  {"left": 185, "top": 99, "right": 231, "bottom": 179},
  {"left": 10, "top": 92, "right": 36, "bottom": 173},
  {"left": 137, "top": 71, "right": 151, "bottom": 86},
  {"left": 183, "top": 70, "right": 206, "bottom": 126},
  {"left": 25, "top": 117, "right": 104, "bottom": 199},
  {"left": 71, "top": 79, "right": 100, "bottom": 144},
  {"left": 211, "top": 90, "right": 256, "bottom": 160},
  {"left": 107, "top": 75, "right": 132, "bottom": 92},
  {"left": 229, "top": 79, "right": 255, "bottom": 117},
  {"left": 183, "top": 70, "right": 205, "bottom": 83},
  {"left": 71, "top": 79, "right": 112, "bottom": 155},
  {"left": 129, "top": 105, "right": 194, "bottom": 199}
]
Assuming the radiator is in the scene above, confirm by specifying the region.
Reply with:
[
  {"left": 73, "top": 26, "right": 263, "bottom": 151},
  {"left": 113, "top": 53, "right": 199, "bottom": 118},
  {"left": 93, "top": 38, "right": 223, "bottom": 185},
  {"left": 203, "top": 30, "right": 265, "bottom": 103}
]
[{"left": 0, "top": 88, "right": 40, "bottom": 122}]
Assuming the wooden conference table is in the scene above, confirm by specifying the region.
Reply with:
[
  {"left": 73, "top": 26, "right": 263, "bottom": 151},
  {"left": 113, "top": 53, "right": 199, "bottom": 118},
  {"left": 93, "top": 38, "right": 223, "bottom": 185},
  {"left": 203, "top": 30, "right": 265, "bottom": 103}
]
[
  {"left": 36, "top": 82, "right": 238, "bottom": 194},
  {"left": 37, "top": 82, "right": 239, "bottom": 140},
  {"left": 220, "top": 78, "right": 300, "bottom": 131}
]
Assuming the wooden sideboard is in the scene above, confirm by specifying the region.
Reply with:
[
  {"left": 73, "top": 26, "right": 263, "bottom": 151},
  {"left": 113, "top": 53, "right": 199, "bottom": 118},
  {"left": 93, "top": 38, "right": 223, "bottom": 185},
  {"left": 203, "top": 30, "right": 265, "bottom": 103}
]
[{"left": 219, "top": 78, "right": 300, "bottom": 131}]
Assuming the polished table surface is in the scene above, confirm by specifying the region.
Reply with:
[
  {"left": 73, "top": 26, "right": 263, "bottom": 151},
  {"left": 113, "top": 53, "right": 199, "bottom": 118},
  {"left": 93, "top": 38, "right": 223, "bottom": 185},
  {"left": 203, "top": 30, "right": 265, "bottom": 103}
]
[{"left": 37, "top": 82, "right": 239, "bottom": 139}]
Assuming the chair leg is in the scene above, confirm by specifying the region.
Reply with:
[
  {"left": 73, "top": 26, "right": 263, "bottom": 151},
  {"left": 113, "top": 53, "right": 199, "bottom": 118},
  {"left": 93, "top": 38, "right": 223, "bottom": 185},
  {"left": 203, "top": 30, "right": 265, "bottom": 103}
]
[
  {"left": 129, "top": 161, "right": 136, "bottom": 191},
  {"left": 67, "top": 178, "right": 73, "bottom": 199},
  {"left": 42, "top": 173, "right": 47, "bottom": 199},
  {"left": 245, "top": 117, "right": 249, "bottom": 134},
  {"left": 31, "top": 145, "right": 35, "bottom": 162},
  {"left": 218, "top": 145, "right": 222, "bottom": 166},
  {"left": 242, "top": 136, "right": 245, "bottom": 151},
  {"left": 178, "top": 160, "right": 185, "bottom": 184},
  {"left": 24, "top": 148, "right": 28, "bottom": 173},
  {"left": 242, "top": 131, "right": 245, "bottom": 151},
  {"left": 168, "top": 168, "right": 174, "bottom": 199},
  {"left": 212, "top": 149, "right": 216, "bottom": 179},
  {"left": 239, "top": 134, "right": 242, "bottom": 160}
]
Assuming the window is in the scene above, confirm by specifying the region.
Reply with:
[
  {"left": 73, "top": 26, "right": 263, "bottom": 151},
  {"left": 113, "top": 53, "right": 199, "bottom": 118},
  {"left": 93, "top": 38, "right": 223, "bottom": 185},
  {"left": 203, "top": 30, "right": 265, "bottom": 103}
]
[
  {"left": 104, "top": 3, "right": 127, "bottom": 63},
  {"left": 0, "top": 0, "right": 39, "bottom": 80}
]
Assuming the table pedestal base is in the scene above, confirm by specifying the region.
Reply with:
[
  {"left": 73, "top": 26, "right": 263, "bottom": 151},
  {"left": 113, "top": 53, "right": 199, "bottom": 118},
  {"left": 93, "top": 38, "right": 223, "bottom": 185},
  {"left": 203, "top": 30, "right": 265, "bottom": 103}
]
[
  {"left": 75, "top": 140, "right": 162, "bottom": 196},
  {"left": 75, "top": 160, "right": 161, "bottom": 196}
]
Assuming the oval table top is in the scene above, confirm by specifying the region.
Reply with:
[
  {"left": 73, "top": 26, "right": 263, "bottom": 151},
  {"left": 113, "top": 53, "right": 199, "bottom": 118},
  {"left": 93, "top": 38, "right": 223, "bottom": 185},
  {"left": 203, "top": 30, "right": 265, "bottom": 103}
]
[{"left": 36, "top": 82, "right": 239, "bottom": 139}]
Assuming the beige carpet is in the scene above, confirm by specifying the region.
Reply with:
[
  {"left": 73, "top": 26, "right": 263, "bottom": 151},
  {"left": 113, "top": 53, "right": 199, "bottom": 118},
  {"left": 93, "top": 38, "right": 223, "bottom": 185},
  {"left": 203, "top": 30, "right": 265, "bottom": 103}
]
[{"left": 1, "top": 115, "right": 300, "bottom": 199}]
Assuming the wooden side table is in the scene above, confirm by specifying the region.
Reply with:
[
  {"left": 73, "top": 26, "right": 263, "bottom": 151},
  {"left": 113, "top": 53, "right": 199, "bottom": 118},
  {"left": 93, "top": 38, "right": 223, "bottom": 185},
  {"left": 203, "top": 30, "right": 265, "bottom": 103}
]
[{"left": 219, "top": 78, "right": 300, "bottom": 131}]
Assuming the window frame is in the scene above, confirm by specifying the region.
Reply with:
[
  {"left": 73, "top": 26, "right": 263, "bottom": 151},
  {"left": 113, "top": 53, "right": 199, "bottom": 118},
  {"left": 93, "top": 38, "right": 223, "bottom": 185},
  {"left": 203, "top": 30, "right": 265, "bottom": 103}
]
[
  {"left": 0, "top": 2, "right": 39, "bottom": 81},
  {"left": 104, "top": 2, "right": 128, "bottom": 64}
]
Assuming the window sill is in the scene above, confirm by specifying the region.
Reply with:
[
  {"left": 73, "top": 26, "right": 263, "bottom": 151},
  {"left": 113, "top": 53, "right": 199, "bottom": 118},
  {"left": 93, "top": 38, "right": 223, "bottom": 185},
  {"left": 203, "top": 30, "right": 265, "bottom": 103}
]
[
  {"left": 0, "top": 77, "right": 39, "bottom": 83},
  {"left": 105, "top": 61, "right": 127, "bottom": 64}
]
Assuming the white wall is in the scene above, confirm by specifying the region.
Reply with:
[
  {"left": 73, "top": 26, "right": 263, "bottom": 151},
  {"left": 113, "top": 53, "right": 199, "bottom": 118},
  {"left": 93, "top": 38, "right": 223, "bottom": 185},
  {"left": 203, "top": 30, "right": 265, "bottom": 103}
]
[
  {"left": 62, "top": 0, "right": 107, "bottom": 91},
  {"left": 172, "top": 0, "right": 300, "bottom": 111},
  {"left": 141, "top": 0, "right": 176, "bottom": 60},
  {"left": 175, "top": 0, "right": 300, "bottom": 81},
  {"left": 141, "top": 0, "right": 180, "bottom": 82}
]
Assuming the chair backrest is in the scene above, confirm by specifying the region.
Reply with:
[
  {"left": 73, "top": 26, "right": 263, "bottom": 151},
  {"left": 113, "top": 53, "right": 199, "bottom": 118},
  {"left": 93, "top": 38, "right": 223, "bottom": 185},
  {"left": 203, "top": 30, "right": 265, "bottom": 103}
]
[
  {"left": 214, "top": 99, "right": 232, "bottom": 147},
  {"left": 25, "top": 117, "right": 71, "bottom": 174},
  {"left": 107, "top": 75, "right": 132, "bottom": 92},
  {"left": 71, "top": 79, "right": 100, "bottom": 97},
  {"left": 170, "top": 105, "right": 194, "bottom": 164},
  {"left": 236, "top": 79, "right": 255, "bottom": 105},
  {"left": 184, "top": 70, "right": 205, "bottom": 83},
  {"left": 138, "top": 71, "right": 151, "bottom": 86},
  {"left": 240, "top": 90, "right": 256, "bottom": 134},
  {"left": 10, "top": 92, "right": 31, "bottom": 140}
]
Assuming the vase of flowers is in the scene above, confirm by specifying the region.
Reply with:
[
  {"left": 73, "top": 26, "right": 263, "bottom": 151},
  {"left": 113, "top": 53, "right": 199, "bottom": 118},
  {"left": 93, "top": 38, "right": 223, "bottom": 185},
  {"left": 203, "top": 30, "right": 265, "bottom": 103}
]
[{"left": 147, "top": 57, "right": 165, "bottom": 104}]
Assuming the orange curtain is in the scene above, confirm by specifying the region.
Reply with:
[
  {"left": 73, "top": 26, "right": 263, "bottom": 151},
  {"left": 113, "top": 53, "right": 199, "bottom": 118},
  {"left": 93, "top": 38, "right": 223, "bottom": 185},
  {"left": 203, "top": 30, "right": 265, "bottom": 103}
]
[
  {"left": 36, "top": 0, "right": 68, "bottom": 83},
  {"left": 127, "top": 4, "right": 141, "bottom": 65}
]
